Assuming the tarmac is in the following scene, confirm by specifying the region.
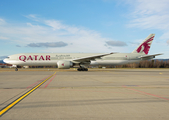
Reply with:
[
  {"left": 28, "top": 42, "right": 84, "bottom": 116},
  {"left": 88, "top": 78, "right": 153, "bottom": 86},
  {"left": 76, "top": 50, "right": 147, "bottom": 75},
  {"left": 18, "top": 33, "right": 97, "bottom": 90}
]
[{"left": 0, "top": 68, "right": 169, "bottom": 120}]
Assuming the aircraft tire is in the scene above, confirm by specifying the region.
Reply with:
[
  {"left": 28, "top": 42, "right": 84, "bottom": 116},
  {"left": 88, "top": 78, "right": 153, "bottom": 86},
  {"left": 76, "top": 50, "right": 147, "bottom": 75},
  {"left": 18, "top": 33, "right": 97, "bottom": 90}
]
[{"left": 77, "top": 68, "right": 88, "bottom": 71}]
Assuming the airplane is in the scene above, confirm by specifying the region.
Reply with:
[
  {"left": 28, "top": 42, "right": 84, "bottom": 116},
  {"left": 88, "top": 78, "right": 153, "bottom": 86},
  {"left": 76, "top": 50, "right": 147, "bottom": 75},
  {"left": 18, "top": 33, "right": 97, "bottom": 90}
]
[{"left": 3, "top": 34, "right": 162, "bottom": 71}]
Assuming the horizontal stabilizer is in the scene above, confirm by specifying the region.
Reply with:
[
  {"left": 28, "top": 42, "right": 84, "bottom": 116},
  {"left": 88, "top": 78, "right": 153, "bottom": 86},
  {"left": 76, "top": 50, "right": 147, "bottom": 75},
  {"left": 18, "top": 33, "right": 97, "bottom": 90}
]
[{"left": 138, "top": 53, "right": 163, "bottom": 59}]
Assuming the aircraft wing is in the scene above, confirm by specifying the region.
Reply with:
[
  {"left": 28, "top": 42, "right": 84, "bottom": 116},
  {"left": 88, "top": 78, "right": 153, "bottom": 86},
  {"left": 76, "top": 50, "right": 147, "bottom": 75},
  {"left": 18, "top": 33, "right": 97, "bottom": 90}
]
[
  {"left": 138, "top": 53, "right": 163, "bottom": 59},
  {"left": 72, "top": 52, "right": 114, "bottom": 63}
]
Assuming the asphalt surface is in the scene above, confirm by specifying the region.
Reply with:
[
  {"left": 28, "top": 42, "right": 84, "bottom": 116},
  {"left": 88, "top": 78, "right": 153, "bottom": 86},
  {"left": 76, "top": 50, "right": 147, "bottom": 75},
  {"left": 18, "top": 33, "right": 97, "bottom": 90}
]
[{"left": 0, "top": 68, "right": 169, "bottom": 120}]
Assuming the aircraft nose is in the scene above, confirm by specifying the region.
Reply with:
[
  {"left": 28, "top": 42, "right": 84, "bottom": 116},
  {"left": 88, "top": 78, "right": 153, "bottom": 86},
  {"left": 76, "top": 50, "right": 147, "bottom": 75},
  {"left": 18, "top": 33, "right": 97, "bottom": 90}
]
[{"left": 3, "top": 59, "right": 7, "bottom": 64}]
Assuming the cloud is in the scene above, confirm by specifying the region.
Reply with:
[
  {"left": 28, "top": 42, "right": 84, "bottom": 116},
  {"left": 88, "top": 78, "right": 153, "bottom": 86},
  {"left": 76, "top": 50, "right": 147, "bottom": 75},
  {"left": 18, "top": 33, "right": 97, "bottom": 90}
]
[
  {"left": 16, "top": 45, "right": 21, "bottom": 47},
  {"left": 0, "top": 18, "right": 6, "bottom": 25},
  {"left": 0, "top": 15, "right": 127, "bottom": 53},
  {"left": 128, "top": 15, "right": 169, "bottom": 30},
  {"left": 159, "top": 31, "right": 169, "bottom": 40},
  {"left": 127, "top": 0, "right": 169, "bottom": 30},
  {"left": 106, "top": 40, "right": 127, "bottom": 46},
  {"left": 166, "top": 40, "right": 169, "bottom": 45},
  {"left": 44, "top": 20, "right": 99, "bottom": 37},
  {"left": 25, "top": 14, "right": 40, "bottom": 21},
  {"left": 0, "top": 36, "right": 8, "bottom": 40},
  {"left": 45, "top": 20, "right": 66, "bottom": 30},
  {"left": 27, "top": 41, "right": 68, "bottom": 47},
  {"left": 125, "top": 0, "right": 169, "bottom": 48}
]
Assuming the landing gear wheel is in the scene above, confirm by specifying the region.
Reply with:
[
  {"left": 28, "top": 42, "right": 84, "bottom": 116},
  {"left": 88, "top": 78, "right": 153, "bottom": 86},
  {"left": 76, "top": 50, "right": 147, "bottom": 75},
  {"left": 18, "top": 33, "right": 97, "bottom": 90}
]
[
  {"left": 77, "top": 68, "right": 81, "bottom": 71},
  {"left": 15, "top": 68, "right": 18, "bottom": 71},
  {"left": 77, "top": 68, "right": 88, "bottom": 71}
]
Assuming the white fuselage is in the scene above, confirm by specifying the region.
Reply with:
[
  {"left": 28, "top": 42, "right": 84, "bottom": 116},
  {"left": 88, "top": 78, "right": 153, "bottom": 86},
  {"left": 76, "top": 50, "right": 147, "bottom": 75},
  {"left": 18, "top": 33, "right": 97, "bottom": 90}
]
[{"left": 3, "top": 53, "right": 149, "bottom": 67}]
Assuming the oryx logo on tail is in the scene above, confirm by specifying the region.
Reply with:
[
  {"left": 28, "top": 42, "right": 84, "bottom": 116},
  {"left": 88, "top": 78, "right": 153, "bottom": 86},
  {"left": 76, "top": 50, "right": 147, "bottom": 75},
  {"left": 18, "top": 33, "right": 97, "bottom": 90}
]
[
  {"left": 136, "top": 36, "right": 154, "bottom": 54},
  {"left": 132, "top": 34, "right": 155, "bottom": 55}
]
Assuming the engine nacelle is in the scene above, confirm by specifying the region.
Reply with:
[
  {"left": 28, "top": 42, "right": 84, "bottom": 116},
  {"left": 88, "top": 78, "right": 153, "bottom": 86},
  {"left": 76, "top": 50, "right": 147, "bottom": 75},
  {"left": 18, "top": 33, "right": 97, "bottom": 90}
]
[{"left": 57, "top": 60, "right": 73, "bottom": 69}]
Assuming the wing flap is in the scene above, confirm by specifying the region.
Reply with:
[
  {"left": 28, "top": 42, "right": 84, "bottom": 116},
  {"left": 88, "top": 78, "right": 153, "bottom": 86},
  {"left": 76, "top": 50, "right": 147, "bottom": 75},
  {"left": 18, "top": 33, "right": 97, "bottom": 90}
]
[{"left": 72, "top": 52, "right": 114, "bottom": 63}]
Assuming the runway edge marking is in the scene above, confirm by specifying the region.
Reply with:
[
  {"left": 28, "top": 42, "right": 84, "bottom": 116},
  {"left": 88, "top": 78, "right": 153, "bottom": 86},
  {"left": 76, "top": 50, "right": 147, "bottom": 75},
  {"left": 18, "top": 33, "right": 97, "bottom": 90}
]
[{"left": 0, "top": 72, "right": 57, "bottom": 117}]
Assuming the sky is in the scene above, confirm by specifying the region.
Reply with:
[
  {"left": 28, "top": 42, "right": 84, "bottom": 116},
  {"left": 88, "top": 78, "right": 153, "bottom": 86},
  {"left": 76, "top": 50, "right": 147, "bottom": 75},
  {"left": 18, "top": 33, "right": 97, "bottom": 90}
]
[{"left": 0, "top": 0, "right": 169, "bottom": 59}]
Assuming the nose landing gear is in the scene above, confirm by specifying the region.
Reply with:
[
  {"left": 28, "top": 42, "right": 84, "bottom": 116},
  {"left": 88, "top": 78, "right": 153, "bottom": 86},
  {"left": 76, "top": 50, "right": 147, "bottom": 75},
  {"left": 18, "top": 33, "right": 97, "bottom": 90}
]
[{"left": 15, "top": 67, "right": 18, "bottom": 71}]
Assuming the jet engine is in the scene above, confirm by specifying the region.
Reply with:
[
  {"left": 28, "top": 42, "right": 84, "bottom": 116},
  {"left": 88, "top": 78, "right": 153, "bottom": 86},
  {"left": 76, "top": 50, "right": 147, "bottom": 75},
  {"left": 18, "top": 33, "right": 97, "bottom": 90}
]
[{"left": 57, "top": 60, "right": 73, "bottom": 69}]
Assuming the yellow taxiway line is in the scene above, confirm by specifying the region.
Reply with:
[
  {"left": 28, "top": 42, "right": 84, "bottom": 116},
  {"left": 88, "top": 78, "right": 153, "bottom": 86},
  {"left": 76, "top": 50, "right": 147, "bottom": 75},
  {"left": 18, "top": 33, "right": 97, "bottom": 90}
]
[{"left": 0, "top": 72, "right": 56, "bottom": 116}]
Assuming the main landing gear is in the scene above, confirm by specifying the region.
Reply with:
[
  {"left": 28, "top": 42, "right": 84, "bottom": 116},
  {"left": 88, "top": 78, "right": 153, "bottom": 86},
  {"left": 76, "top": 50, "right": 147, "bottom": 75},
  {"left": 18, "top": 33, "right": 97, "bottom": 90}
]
[
  {"left": 76, "top": 64, "right": 89, "bottom": 71},
  {"left": 77, "top": 67, "right": 88, "bottom": 71}
]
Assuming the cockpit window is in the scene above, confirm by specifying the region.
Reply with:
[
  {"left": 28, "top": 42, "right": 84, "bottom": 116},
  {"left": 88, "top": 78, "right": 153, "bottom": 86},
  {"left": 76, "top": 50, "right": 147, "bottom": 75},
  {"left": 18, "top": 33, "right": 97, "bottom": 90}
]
[{"left": 6, "top": 57, "right": 10, "bottom": 59}]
